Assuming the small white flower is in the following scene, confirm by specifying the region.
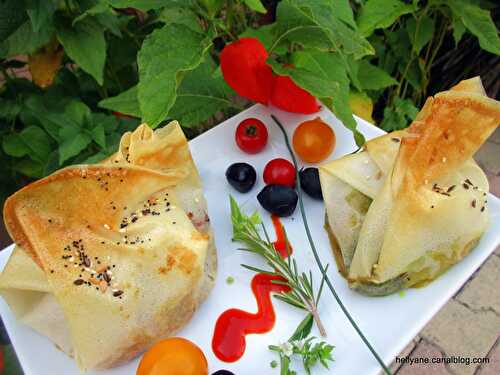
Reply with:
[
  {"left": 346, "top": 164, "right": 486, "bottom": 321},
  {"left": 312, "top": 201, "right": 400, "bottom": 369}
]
[
  {"left": 294, "top": 339, "right": 306, "bottom": 350},
  {"left": 279, "top": 341, "right": 294, "bottom": 357}
]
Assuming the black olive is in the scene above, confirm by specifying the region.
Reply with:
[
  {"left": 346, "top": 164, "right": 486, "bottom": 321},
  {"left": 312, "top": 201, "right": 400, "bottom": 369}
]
[
  {"left": 226, "top": 163, "right": 257, "bottom": 193},
  {"left": 257, "top": 184, "right": 298, "bottom": 217},
  {"left": 212, "top": 371, "right": 235, "bottom": 375},
  {"left": 299, "top": 167, "right": 323, "bottom": 200}
]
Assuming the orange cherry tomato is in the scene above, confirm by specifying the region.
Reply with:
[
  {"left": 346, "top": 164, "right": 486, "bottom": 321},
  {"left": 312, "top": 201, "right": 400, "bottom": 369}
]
[
  {"left": 292, "top": 117, "right": 335, "bottom": 163},
  {"left": 136, "top": 337, "right": 208, "bottom": 375}
]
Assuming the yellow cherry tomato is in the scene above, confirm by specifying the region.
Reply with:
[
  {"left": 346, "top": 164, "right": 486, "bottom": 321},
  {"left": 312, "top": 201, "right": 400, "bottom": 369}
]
[
  {"left": 292, "top": 117, "right": 335, "bottom": 163},
  {"left": 136, "top": 337, "right": 208, "bottom": 375}
]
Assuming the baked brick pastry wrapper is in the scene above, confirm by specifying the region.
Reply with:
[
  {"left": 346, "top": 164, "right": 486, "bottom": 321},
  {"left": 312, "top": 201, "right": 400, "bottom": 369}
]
[
  {"left": 319, "top": 77, "right": 500, "bottom": 296},
  {"left": 0, "top": 121, "right": 217, "bottom": 370}
]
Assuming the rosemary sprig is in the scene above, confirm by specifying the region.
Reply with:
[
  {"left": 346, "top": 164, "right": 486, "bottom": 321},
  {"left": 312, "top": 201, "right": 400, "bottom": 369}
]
[
  {"left": 230, "top": 196, "right": 327, "bottom": 337},
  {"left": 270, "top": 114, "right": 392, "bottom": 375}
]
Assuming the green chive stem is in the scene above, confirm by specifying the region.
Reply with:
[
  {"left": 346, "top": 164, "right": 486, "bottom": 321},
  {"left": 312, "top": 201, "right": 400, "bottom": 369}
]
[{"left": 271, "top": 114, "right": 392, "bottom": 375}]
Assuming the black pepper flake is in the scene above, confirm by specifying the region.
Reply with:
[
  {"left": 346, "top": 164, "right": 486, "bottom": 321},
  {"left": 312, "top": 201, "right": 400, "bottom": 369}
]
[
  {"left": 465, "top": 178, "right": 473, "bottom": 186},
  {"left": 391, "top": 137, "right": 400, "bottom": 143},
  {"left": 48, "top": 219, "right": 52, "bottom": 223},
  {"left": 50, "top": 270, "right": 54, "bottom": 274},
  {"left": 431, "top": 205, "right": 435, "bottom": 209},
  {"left": 113, "top": 290, "right": 123, "bottom": 297},
  {"left": 481, "top": 206, "right": 485, "bottom": 212},
  {"left": 74, "top": 279, "right": 84, "bottom": 286},
  {"left": 447, "top": 185, "right": 456, "bottom": 193},
  {"left": 471, "top": 199, "right": 476, "bottom": 208},
  {"left": 463, "top": 183, "right": 469, "bottom": 189},
  {"left": 103, "top": 272, "right": 111, "bottom": 283},
  {"left": 131, "top": 217, "right": 138, "bottom": 223}
]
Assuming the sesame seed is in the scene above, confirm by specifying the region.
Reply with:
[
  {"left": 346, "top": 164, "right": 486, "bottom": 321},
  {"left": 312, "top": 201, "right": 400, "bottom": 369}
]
[
  {"left": 442, "top": 157, "right": 447, "bottom": 163},
  {"left": 104, "top": 224, "right": 110, "bottom": 230},
  {"left": 74, "top": 279, "right": 84, "bottom": 286}
]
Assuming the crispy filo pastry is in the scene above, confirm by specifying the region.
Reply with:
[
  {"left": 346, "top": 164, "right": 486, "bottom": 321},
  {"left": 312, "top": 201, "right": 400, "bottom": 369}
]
[
  {"left": 319, "top": 77, "right": 500, "bottom": 296},
  {"left": 0, "top": 121, "right": 216, "bottom": 370}
]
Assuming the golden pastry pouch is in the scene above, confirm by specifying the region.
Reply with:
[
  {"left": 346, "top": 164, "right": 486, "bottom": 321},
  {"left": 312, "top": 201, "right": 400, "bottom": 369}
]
[
  {"left": 0, "top": 121, "right": 216, "bottom": 370},
  {"left": 319, "top": 77, "right": 500, "bottom": 296}
]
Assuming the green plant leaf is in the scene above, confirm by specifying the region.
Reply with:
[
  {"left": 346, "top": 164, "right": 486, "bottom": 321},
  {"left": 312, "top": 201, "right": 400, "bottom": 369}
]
[
  {"left": 357, "top": 0, "right": 416, "bottom": 37},
  {"left": 56, "top": 17, "right": 106, "bottom": 85},
  {"left": 447, "top": 0, "right": 500, "bottom": 55},
  {"left": 169, "top": 59, "right": 233, "bottom": 127},
  {"left": 380, "top": 97, "right": 418, "bottom": 131},
  {"left": 106, "top": 0, "right": 180, "bottom": 11},
  {"left": 1, "top": 21, "right": 54, "bottom": 57},
  {"left": 243, "top": 0, "right": 267, "bottom": 13},
  {"left": 0, "top": 100, "right": 21, "bottom": 121},
  {"left": 98, "top": 85, "right": 141, "bottom": 117},
  {"left": 138, "top": 24, "right": 211, "bottom": 127},
  {"left": 90, "top": 124, "right": 106, "bottom": 148},
  {"left": 4, "top": 126, "right": 52, "bottom": 163},
  {"left": 0, "top": 0, "right": 27, "bottom": 41},
  {"left": 25, "top": 0, "right": 57, "bottom": 32},
  {"left": 451, "top": 14, "right": 466, "bottom": 46},
  {"left": 240, "top": 24, "right": 288, "bottom": 54},
  {"left": 272, "top": 51, "right": 365, "bottom": 146},
  {"left": 2, "top": 134, "right": 30, "bottom": 158},
  {"left": 58, "top": 127, "right": 92, "bottom": 165},
  {"left": 159, "top": 5, "right": 203, "bottom": 33},
  {"left": 273, "top": 0, "right": 374, "bottom": 58},
  {"left": 357, "top": 60, "right": 397, "bottom": 90},
  {"left": 406, "top": 14, "right": 435, "bottom": 54},
  {"left": 13, "top": 159, "right": 44, "bottom": 178}
]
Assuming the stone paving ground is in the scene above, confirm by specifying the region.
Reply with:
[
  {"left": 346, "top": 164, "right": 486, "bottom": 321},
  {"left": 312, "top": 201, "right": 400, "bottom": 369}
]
[
  {"left": 0, "top": 129, "right": 498, "bottom": 375},
  {"left": 386, "top": 128, "right": 500, "bottom": 375}
]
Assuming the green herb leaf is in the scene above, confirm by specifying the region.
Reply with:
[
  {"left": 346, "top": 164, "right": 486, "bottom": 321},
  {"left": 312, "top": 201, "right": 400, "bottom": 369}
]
[
  {"left": 138, "top": 24, "right": 211, "bottom": 128},
  {"left": 168, "top": 59, "right": 234, "bottom": 127},
  {"left": 357, "top": 0, "right": 416, "bottom": 37},
  {"left": 289, "top": 314, "right": 314, "bottom": 341},
  {"left": 56, "top": 17, "right": 106, "bottom": 85},
  {"left": 99, "top": 85, "right": 141, "bottom": 117},
  {"left": 447, "top": 0, "right": 500, "bottom": 55}
]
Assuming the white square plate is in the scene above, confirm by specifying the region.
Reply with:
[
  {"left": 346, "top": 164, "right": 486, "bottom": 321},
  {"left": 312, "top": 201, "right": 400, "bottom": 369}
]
[{"left": 1, "top": 104, "right": 499, "bottom": 375}]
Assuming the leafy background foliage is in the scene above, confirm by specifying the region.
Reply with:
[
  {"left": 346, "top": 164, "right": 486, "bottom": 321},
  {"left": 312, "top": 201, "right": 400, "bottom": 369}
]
[{"left": 0, "top": 0, "right": 499, "bottom": 206}]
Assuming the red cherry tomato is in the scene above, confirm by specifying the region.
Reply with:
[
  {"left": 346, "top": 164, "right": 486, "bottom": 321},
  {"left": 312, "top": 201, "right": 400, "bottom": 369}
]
[
  {"left": 235, "top": 118, "right": 268, "bottom": 154},
  {"left": 263, "top": 158, "right": 296, "bottom": 188}
]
